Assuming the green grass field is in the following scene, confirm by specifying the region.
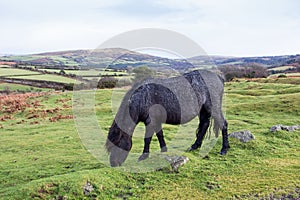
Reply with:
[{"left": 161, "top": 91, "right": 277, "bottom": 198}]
[
  {"left": 0, "top": 83, "right": 52, "bottom": 92},
  {"left": 40, "top": 68, "right": 128, "bottom": 76},
  {"left": 0, "top": 68, "right": 41, "bottom": 77},
  {"left": 268, "top": 66, "right": 296, "bottom": 71},
  {"left": 0, "top": 79, "right": 299, "bottom": 199},
  {"left": 8, "top": 74, "right": 78, "bottom": 84},
  {"left": 268, "top": 73, "right": 300, "bottom": 78},
  {"left": 0, "top": 67, "right": 77, "bottom": 84},
  {"left": 39, "top": 69, "right": 100, "bottom": 76}
]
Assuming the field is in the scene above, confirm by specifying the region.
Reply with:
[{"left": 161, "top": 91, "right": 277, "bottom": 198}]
[
  {"left": 0, "top": 66, "right": 132, "bottom": 86},
  {"left": 38, "top": 69, "right": 127, "bottom": 76},
  {"left": 0, "top": 83, "right": 52, "bottom": 93},
  {"left": 0, "top": 68, "right": 40, "bottom": 77},
  {"left": 0, "top": 66, "right": 78, "bottom": 84},
  {"left": 8, "top": 74, "right": 79, "bottom": 84},
  {"left": 268, "top": 66, "right": 296, "bottom": 71},
  {"left": 0, "top": 78, "right": 299, "bottom": 199},
  {"left": 268, "top": 73, "right": 300, "bottom": 78}
]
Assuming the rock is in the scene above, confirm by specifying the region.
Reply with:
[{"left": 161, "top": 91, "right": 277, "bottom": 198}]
[
  {"left": 281, "top": 126, "right": 294, "bottom": 132},
  {"left": 293, "top": 125, "right": 300, "bottom": 130},
  {"left": 55, "top": 196, "right": 68, "bottom": 200},
  {"left": 270, "top": 124, "right": 300, "bottom": 132},
  {"left": 270, "top": 124, "right": 283, "bottom": 132},
  {"left": 164, "top": 155, "right": 189, "bottom": 172},
  {"left": 83, "top": 182, "right": 94, "bottom": 195},
  {"left": 228, "top": 130, "right": 255, "bottom": 143}
]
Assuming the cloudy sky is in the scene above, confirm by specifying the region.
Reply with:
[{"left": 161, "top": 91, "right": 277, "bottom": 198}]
[{"left": 0, "top": 0, "right": 299, "bottom": 56}]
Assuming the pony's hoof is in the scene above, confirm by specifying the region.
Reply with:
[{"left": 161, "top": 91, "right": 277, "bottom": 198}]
[
  {"left": 161, "top": 146, "right": 168, "bottom": 152},
  {"left": 138, "top": 153, "right": 149, "bottom": 161},
  {"left": 220, "top": 148, "right": 229, "bottom": 155},
  {"left": 186, "top": 147, "right": 196, "bottom": 152}
]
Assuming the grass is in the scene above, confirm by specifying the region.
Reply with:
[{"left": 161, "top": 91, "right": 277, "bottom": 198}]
[
  {"left": 0, "top": 83, "right": 52, "bottom": 92},
  {"left": 1, "top": 55, "right": 77, "bottom": 66},
  {"left": 39, "top": 69, "right": 100, "bottom": 76},
  {"left": 268, "top": 73, "right": 300, "bottom": 78},
  {"left": 34, "top": 68, "right": 129, "bottom": 81},
  {"left": 267, "top": 66, "right": 296, "bottom": 71},
  {"left": 7, "top": 74, "right": 78, "bottom": 84},
  {"left": 0, "top": 68, "right": 41, "bottom": 77},
  {"left": 0, "top": 55, "right": 43, "bottom": 62},
  {"left": 0, "top": 67, "right": 79, "bottom": 84},
  {"left": 0, "top": 79, "right": 299, "bottom": 199}
]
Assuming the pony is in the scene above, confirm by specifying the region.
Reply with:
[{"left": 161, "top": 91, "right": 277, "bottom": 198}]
[{"left": 106, "top": 70, "right": 230, "bottom": 167}]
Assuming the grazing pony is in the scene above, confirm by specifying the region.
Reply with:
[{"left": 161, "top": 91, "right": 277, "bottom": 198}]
[{"left": 106, "top": 70, "right": 230, "bottom": 167}]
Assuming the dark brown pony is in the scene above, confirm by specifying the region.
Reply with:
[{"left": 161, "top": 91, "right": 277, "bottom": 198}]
[{"left": 106, "top": 70, "right": 229, "bottom": 167}]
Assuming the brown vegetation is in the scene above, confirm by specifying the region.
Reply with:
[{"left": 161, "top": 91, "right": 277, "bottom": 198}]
[{"left": 0, "top": 92, "right": 74, "bottom": 127}]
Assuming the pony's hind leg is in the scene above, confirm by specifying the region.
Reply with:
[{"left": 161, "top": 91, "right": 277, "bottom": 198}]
[
  {"left": 188, "top": 107, "right": 211, "bottom": 151},
  {"left": 220, "top": 119, "right": 230, "bottom": 155}
]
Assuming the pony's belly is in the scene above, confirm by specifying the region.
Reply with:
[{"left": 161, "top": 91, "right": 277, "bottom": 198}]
[{"left": 165, "top": 111, "right": 198, "bottom": 125}]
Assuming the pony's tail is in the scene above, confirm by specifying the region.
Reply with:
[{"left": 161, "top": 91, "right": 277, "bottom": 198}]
[
  {"left": 213, "top": 118, "right": 220, "bottom": 138},
  {"left": 205, "top": 117, "right": 220, "bottom": 139}
]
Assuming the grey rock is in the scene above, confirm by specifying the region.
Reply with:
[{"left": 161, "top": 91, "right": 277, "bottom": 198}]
[
  {"left": 164, "top": 155, "right": 189, "bottom": 172},
  {"left": 228, "top": 130, "right": 255, "bottom": 143},
  {"left": 281, "top": 126, "right": 294, "bottom": 132},
  {"left": 270, "top": 124, "right": 283, "bottom": 132},
  {"left": 270, "top": 124, "right": 300, "bottom": 132},
  {"left": 83, "top": 182, "right": 94, "bottom": 195},
  {"left": 293, "top": 125, "right": 300, "bottom": 130}
]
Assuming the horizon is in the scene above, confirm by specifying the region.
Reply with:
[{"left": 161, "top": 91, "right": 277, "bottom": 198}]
[
  {"left": 0, "top": 0, "right": 300, "bottom": 57},
  {"left": 0, "top": 47, "right": 299, "bottom": 59}
]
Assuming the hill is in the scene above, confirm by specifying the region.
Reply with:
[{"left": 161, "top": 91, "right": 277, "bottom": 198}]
[
  {"left": 1, "top": 48, "right": 299, "bottom": 70},
  {"left": 190, "top": 54, "right": 300, "bottom": 68},
  {"left": 0, "top": 48, "right": 193, "bottom": 70}
]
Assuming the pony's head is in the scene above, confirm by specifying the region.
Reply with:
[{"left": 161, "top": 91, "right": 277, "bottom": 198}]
[{"left": 105, "top": 121, "right": 132, "bottom": 167}]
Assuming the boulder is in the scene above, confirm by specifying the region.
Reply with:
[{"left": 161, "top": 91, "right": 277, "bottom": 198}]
[
  {"left": 228, "top": 130, "right": 255, "bottom": 143},
  {"left": 270, "top": 124, "right": 283, "bottom": 132},
  {"left": 83, "top": 182, "right": 94, "bottom": 195},
  {"left": 164, "top": 155, "right": 189, "bottom": 172},
  {"left": 270, "top": 124, "right": 300, "bottom": 132}
]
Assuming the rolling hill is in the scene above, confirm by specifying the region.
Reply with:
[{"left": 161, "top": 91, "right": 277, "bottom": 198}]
[{"left": 1, "top": 48, "right": 300, "bottom": 71}]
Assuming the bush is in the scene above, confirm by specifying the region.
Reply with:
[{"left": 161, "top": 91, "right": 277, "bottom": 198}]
[
  {"left": 219, "top": 64, "right": 268, "bottom": 81},
  {"left": 278, "top": 74, "right": 287, "bottom": 78},
  {"left": 64, "top": 83, "right": 74, "bottom": 90},
  {"left": 97, "top": 77, "right": 117, "bottom": 89},
  {"left": 132, "top": 66, "right": 155, "bottom": 82}
]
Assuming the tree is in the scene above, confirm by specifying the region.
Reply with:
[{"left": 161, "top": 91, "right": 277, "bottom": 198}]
[
  {"left": 59, "top": 69, "right": 66, "bottom": 75},
  {"left": 219, "top": 64, "right": 267, "bottom": 81},
  {"left": 97, "top": 77, "right": 117, "bottom": 89},
  {"left": 132, "top": 66, "right": 155, "bottom": 82}
]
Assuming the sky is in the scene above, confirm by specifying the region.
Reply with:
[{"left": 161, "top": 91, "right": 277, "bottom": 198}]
[{"left": 0, "top": 0, "right": 300, "bottom": 57}]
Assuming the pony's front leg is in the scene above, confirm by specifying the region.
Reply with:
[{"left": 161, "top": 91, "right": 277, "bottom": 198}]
[
  {"left": 138, "top": 126, "right": 154, "bottom": 161},
  {"left": 188, "top": 108, "right": 211, "bottom": 151}
]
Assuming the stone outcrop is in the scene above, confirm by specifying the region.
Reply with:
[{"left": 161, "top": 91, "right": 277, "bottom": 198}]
[
  {"left": 270, "top": 124, "right": 300, "bottom": 132},
  {"left": 228, "top": 130, "right": 255, "bottom": 143}
]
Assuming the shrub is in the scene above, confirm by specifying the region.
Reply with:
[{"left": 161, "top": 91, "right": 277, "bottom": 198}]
[
  {"left": 97, "top": 77, "right": 117, "bottom": 89},
  {"left": 219, "top": 64, "right": 268, "bottom": 81},
  {"left": 278, "top": 74, "right": 287, "bottom": 78}
]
